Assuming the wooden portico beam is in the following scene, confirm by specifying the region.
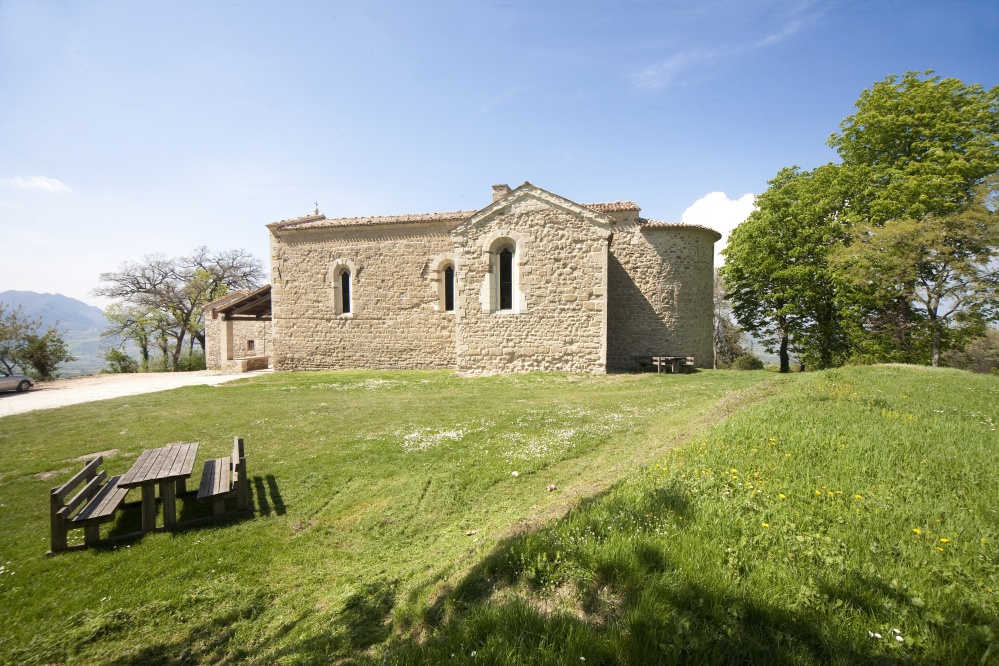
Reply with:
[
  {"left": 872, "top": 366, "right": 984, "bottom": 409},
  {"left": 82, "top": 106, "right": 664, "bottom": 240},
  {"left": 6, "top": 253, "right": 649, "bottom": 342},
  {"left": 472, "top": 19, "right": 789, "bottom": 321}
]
[{"left": 227, "top": 293, "right": 271, "bottom": 317}]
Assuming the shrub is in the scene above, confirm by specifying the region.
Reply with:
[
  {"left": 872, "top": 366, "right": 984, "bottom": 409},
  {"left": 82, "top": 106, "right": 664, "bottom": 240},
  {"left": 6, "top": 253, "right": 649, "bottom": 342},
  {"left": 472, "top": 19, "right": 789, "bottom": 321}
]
[
  {"left": 178, "top": 351, "right": 206, "bottom": 371},
  {"left": 732, "top": 354, "right": 764, "bottom": 370},
  {"left": 101, "top": 349, "right": 139, "bottom": 373}
]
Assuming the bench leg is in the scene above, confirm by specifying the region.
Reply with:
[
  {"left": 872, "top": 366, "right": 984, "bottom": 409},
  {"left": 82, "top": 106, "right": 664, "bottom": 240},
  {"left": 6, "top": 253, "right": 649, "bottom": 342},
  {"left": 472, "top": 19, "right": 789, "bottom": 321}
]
[
  {"left": 84, "top": 524, "right": 101, "bottom": 545},
  {"left": 50, "top": 493, "right": 67, "bottom": 552},
  {"left": 141, "top": 484, "right": 157, "bottom": 531},
  {"left": 161, "top": 481, "right": 177, "bottom": 528},
  {"left": 212, "top": 499, "right": 226, "bottom": 517},
  {"left": 176, "top": 478, "right": 187, "bottom": 496}
]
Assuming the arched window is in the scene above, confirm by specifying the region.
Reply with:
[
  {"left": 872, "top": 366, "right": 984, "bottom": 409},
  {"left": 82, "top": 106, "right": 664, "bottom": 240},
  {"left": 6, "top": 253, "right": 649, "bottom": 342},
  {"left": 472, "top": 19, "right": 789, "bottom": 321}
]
[
  {"left": 499, "top": 248, "right": 513, "bottom": 310},
  {"left": 340, "top": 270, "right": 351, "bottom": 314},
  {"left": 444, "top": 265, "right": 455, "bottom": 311}
]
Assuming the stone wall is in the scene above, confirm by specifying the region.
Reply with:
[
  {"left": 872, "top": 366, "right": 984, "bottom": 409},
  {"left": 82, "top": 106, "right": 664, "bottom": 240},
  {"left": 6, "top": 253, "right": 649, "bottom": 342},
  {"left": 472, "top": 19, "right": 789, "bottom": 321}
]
[
  {"left": 606, "top": 222, "right": 716, "bottom": 370},
  {"left": 269, "top": 223, "right": 456, "bottom": 371},
  {"left": 451, "top": 195, "right": 610, "bottom": 375}
]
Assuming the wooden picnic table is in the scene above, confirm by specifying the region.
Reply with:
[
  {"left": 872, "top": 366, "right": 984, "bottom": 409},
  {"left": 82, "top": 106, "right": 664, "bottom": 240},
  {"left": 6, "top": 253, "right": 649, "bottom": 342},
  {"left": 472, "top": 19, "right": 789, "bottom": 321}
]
[{"left": 118, "top": 443, "right": 199, "bottom": 531}]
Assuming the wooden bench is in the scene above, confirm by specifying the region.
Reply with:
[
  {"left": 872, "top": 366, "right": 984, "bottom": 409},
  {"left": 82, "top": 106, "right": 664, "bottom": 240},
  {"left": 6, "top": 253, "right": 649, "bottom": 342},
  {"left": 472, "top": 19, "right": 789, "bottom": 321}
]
[
  {"left": 681, "top": 356, "right": 696, "bottom": 373},
  {"left": 197, "top": 437, "right": 249, "bottom": 516},
  {"left": 49, "top": 456, "right": 130, "bottom": 553}
]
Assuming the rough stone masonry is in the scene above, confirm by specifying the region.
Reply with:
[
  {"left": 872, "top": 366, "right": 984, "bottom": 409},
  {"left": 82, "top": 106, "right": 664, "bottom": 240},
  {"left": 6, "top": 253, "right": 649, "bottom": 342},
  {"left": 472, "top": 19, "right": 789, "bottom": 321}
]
[{"left": 206, "top": 182, "right": 721, "bottom": 375}]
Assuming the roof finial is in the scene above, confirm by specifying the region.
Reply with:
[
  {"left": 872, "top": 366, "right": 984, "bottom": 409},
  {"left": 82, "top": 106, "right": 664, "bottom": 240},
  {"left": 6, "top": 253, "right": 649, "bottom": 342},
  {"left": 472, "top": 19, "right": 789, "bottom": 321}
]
[{"left": 313, "top": 200, "right": 319, "bottom": 215}]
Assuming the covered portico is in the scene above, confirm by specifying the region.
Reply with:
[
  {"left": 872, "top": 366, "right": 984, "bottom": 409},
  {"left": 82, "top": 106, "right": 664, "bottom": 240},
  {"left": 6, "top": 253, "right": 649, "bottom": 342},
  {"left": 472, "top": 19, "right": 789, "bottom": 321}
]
[{"left": 212, "top": 285, "right": 272, "bottom": 374}]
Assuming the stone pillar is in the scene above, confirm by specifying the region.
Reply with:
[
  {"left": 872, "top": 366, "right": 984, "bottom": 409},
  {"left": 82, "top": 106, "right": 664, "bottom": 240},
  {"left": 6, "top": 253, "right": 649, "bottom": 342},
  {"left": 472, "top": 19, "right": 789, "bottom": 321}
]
[{"left": 220, "top": 316, "right": 234, "bottom": 372}]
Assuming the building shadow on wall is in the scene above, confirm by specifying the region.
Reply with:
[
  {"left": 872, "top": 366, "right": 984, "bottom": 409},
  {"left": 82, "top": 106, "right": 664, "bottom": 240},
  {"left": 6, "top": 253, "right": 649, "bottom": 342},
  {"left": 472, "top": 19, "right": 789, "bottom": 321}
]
[{"left": 607, "top": 252, "right": 685, "bottom": 372}]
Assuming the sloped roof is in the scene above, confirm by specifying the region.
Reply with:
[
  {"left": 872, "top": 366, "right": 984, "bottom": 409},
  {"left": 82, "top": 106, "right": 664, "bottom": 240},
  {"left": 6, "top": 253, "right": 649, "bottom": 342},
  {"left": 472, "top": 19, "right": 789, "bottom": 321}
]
[
  {"left": 637, "top": 218, "right": 723, "bottom": 241},
  {"left": 269, "top": 210, "right": 476, "bottom": 231},
  {"left": 215, "top": 284, "right": 272, "bottom": 320},
  {"left": 584, "top": 201, "right": 641, "bottom": 213}
]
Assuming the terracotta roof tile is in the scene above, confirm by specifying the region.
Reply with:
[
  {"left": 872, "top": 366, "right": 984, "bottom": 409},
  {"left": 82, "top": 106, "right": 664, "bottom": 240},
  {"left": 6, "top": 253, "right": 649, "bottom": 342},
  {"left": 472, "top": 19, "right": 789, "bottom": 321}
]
[
  {"left": 583, "top": 201, "right": 641, "bottom": 213},
  {"left": 637, "top": 218, "right": 723, "bottom": 241},
  {"left": 271, "top": 210, "right": 476, "bottom": 231}
]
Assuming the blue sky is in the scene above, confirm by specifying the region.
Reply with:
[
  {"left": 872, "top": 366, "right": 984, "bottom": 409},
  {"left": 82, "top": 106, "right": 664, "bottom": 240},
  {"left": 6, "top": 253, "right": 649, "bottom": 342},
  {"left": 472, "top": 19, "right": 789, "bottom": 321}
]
[{"left": 2, "top": 0, "right": 997, "bottom": 306}]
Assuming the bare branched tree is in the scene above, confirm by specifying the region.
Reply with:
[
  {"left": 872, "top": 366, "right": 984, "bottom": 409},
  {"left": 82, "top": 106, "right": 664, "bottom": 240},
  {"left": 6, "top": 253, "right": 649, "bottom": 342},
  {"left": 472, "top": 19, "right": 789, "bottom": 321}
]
[{"left": 93, "top": 247, "right": 265, "bottom": 371}]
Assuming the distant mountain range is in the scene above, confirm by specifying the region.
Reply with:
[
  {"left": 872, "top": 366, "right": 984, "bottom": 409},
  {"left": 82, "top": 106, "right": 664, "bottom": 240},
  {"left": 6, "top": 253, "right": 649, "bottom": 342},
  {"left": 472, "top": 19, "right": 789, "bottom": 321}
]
[{"left": 0, "top": 290, "right": 107, "bottom": 337}]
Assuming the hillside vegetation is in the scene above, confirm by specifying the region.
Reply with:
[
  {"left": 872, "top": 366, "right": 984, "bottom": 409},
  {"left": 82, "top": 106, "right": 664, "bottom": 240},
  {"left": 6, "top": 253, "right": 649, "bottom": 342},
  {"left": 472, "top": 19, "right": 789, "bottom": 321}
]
[{"left": 1, "top": 366, "right": 996, "bottom": 664}]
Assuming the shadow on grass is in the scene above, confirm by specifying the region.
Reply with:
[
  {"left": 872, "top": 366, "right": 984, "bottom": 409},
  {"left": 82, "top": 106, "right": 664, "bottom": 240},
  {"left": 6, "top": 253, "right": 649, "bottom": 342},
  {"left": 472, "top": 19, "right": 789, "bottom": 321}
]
[
  {"left": 269, "top": 480, "right": 991, "bottom": 665},
  {"left": 253, "top": 474, "right": 286, "bottom": 515},
  {"left": 79, "top": 579, "right": 398, "bottom": 666}
]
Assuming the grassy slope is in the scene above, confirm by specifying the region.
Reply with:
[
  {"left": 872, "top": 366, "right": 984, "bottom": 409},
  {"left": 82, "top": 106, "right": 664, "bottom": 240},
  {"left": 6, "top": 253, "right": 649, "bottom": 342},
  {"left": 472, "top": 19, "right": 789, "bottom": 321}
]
[
  {"left": 0, "top": 369, "right": 769, "bottom": 665},
  {"left": 388, "top": 366, "right": 999, "bottom": 665}
]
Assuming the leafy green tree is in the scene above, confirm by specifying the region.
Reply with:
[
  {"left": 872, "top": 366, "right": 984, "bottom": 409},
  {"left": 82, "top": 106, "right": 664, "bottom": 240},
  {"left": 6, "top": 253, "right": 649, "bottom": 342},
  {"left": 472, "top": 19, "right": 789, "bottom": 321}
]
[
  {"left": 832, "top": 176, "right": 999, "bottom": 366},
  {"left": 16, "top": 327, "right": 75, "bottom": 379},
  {"left": 0, "top": 302, "right": 41, "bottom": 374},
  {"left": 722, "top": 165, "right": 851, "bottom": 372},
  {"left": 101, "top": 303, "right": 160, "bottom": 372}
]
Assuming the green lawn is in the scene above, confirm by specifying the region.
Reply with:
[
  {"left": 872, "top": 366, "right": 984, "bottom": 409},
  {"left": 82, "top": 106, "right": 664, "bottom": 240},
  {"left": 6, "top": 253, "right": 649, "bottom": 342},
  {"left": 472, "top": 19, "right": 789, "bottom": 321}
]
[
  {"left": 385, "top": 366, "right": 999, "bottom": 665},
  {"left": 0, "top": 369, "right": 771, "bottom": 665}
]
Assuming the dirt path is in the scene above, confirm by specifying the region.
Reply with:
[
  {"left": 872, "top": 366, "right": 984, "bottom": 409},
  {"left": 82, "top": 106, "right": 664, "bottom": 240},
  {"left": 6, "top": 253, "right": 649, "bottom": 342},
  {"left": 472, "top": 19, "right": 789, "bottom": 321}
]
[{"left": 0, "top": 370, "right": 271, "bottom": 418}]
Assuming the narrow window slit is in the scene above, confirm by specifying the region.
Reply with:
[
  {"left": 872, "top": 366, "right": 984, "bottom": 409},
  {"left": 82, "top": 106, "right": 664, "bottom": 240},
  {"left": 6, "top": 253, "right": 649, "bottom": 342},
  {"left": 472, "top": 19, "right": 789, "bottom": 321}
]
[
  {"left": 444, "top": 265, "right": 455, "bottom": 311},
  {"left": 499, "top": 248, "right": 513, "bottom": 310},
  {"left": 341, "top": 270, "right": 351, "bottom": 313}
]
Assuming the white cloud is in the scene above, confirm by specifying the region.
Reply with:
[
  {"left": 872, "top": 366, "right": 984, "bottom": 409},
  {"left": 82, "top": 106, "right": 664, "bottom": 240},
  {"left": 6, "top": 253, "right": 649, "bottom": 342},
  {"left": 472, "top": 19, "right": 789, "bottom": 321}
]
[
  {"left": 681, "top": 191, "right": 756, "bottom": 265},
  {"left": 3, "top": 176, "right": 72, "bottom": 192},
  {"left": 630, "top": 4, "right": 825, "bottom": 90},
  {"left": 629, "top": 49, "right": 721, "bottom": 91}
]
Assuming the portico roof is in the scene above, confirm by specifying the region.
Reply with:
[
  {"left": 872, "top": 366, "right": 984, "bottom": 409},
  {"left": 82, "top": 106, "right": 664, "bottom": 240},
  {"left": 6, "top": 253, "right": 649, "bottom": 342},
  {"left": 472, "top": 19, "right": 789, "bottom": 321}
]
[{"left": 214, "top": 285, "right": 272, "bottom": 320}]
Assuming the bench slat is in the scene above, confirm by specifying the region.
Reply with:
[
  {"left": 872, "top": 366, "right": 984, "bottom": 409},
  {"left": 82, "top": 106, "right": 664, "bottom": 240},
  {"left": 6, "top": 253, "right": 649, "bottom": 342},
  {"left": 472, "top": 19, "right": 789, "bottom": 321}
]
[
  {"left": 73, "top": 475, "right": 129, "bottom": 522},
  {"left": 197, "top": 458, "right": 233, "bottom": 500},
  {"left": 215, "top": 457, "right": 231, "bottom": 496},
  {"left": 61, "top": 471, "right": 108, "bottom": 517},
  {"left": 197, "top": 459, "right": 218, "bottom": 499},
  {"left": 52, "top": 457, "right": 103, "bottom": 503}
]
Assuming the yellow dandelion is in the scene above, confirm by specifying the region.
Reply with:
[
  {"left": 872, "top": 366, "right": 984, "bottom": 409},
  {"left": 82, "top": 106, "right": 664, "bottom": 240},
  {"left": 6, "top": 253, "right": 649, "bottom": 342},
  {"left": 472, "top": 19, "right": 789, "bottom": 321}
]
[
  {"left": 940, "top": 538, "right": 949, "bottom": 543},
  {"left": 936, "top": 547, "right": 944, "bottom": 552},
  {"left": 913, "top": 528, "right": 922, "bottom": 535},
  {"left": 855, "top": 494, "right": 863, "bottom": 499},
  {"left": 815, "top": 490, "right": 821, "bottom": 495},
  {"left": 731, "top": 468, "right": 738, "bottom": 473},
  {"left": 836, "top": 491, "right": 842, "bottom": 494},
  {"left": 762, "top": 523, "right": 769, "bottom": 527},
  {"left": 779, "top": 494, "right": 786, "bottom": 499}
]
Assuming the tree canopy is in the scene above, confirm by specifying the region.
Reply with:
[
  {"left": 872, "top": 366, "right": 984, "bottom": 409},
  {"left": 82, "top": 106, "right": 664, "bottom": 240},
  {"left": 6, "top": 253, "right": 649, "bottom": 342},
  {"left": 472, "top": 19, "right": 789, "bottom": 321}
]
[{"left": 828, "top": 70, "right": 999, "bottom": 225}]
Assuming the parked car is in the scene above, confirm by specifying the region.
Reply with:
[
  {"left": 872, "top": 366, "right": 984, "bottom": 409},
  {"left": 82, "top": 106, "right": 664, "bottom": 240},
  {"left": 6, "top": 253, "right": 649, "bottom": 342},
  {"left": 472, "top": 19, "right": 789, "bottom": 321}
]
[{"left": 0, "top": 370, "right": 34, "bottom": 392}]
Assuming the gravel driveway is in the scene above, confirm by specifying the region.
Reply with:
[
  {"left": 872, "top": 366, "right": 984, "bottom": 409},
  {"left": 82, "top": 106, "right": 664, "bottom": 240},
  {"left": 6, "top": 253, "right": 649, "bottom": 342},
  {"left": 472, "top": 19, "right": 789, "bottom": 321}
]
[{"left": 0, "top": 370, "right": 271, "bottom": 418}]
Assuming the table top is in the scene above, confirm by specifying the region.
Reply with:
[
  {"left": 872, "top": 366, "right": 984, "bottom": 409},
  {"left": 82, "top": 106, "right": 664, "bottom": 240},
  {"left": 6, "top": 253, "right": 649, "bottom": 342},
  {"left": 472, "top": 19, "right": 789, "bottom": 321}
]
[{"left": 118, "top": 443, "right": 200, "bottom": 489}]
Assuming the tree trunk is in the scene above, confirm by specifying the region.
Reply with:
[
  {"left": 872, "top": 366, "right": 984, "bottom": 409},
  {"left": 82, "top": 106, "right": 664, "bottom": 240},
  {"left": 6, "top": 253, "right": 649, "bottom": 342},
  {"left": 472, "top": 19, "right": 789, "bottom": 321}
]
[
  {"left": 931, "top": 314, "right": 941, "bottom": 367},
  {"left": 778, "top": 315, "right": 790, "bottom": 373}
]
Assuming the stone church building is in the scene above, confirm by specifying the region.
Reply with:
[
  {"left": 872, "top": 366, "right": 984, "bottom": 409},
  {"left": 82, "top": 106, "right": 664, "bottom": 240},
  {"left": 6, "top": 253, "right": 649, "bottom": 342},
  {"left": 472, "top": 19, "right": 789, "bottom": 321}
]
[{"left": 205, "top": 182, "right": 721, "bottom": 375}]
